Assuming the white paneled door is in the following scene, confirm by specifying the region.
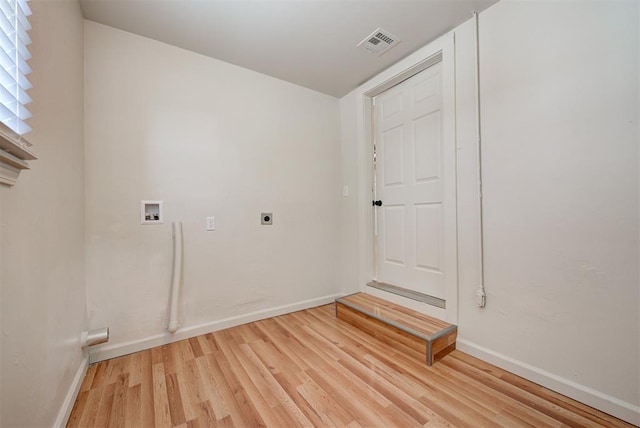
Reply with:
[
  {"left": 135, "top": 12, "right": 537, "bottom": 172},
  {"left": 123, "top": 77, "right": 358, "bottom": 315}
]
[{"left": 373, "top": 60, "right": 456, "bottom": 303}]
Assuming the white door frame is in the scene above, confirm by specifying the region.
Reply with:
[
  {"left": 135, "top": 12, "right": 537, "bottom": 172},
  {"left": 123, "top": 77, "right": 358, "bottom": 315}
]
[{"left": 354, "top": 32, "right": 458, "bottom": 323}]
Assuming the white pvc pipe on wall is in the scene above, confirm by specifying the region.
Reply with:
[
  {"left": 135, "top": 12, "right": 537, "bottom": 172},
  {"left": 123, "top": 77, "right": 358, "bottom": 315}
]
[{"left": 167, "top": 221, "right": 183, "bottom": 333}]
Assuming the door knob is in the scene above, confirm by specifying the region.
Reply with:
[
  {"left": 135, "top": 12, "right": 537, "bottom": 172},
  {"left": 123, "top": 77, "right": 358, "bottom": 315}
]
[{"left": 372, "top": 200, "right": 383, "bottom": 206}]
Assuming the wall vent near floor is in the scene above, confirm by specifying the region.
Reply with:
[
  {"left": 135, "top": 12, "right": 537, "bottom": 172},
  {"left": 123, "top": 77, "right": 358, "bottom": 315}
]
[{"left": 357, "top": 27, "right": 400, "bottom": 56}]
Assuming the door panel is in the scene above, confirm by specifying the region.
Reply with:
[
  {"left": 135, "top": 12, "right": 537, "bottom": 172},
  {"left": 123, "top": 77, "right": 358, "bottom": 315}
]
[
  {"left": 383, "top": 205, "right": 406, "bottom": 265},
  {"left": 415, "top": 203, "right": 442, "bottom": 272},
  {"left": 382, "top": 93, "right": 403, "bottom": 119},
  {"left": 374, "top": 61, "right": 452, "bottom": 301},
  {"left": 382, "top": 125, "right": 405, "bottom": 186},
  {"left": 414, "top": 111, "right": 441, "bottom": 182}
]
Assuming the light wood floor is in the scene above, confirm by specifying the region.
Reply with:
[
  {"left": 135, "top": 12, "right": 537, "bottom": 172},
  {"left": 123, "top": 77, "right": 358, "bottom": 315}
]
[{"left": 68, "top": 304, "right": 632, "bottom": 427}]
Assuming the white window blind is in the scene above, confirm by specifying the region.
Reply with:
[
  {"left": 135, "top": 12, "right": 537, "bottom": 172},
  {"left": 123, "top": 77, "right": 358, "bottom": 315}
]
[{"left": 0, "top": 0, "right": 35, "bottom": 187}]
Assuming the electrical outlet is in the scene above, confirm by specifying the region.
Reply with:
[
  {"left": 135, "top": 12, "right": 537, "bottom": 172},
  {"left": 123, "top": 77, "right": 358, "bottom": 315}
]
[{"left": 261, "top": 213, "right": 273, "bottom": 225}]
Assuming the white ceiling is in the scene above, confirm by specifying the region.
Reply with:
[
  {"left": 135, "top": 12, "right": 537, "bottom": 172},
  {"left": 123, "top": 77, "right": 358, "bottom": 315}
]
[{"left": 80, "top": 0, "right": 498, "bottom": 98}]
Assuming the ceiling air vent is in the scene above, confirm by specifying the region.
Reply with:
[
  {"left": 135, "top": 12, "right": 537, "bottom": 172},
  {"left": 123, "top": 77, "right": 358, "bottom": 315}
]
[{"left": 357, "top": 28, "right": 400, "bottom": 56}]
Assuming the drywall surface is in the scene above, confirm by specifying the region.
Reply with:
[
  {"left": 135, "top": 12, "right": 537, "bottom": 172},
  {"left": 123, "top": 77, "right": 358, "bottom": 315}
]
[
  {"left": 0, "top": 1, "right": 86, "bottom": 426},
  {"left": 461, "top": 0, "right": 639, "bottom": 409},
  {"left": 340, "top": 91, "right": 360, "bottom": 295},
  {"left": 341, "top": 0, "right": 639, "bottom": 418},
  {"left": 84, "top": 22, "right": 341, "bottom": 350}
]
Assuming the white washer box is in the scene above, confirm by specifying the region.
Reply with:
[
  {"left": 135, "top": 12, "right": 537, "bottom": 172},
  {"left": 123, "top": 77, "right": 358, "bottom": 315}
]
[{"left": 141, "top": 200, "right": 163, "bottom": 224}]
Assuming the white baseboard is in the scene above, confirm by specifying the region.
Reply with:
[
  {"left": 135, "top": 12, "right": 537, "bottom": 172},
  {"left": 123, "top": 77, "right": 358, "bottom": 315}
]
[
  {"left": 89, "top": 293, "right": 344, "bottom": 364},
  {"left": 456, "top": 338, "right": 640, "bottom": 426},
  {"left": 53, "top": 355, "right": 88, "bottom": 428}
]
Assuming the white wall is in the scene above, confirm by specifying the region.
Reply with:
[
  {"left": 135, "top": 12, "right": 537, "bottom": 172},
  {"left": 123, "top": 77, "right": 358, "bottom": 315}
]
[
  {"left": 84, "top": 22, "right": 342, "bottom": 357},
  {"left": 341, "top": 0, "right": 639, "bottom": 423},
  {"left": 0, "top": 1, "right": 86, "bottom": 426},
  {"left": 340, "top": 91, "right": 360, "bottom": 294},
  {"left": 459, "top": 0, "right": 639, "bottom": 414}
]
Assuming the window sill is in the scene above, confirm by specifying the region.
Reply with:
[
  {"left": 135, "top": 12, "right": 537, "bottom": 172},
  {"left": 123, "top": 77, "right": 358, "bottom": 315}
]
[{"left": 0, "top": 124, "right": 37, "bottom": 187}]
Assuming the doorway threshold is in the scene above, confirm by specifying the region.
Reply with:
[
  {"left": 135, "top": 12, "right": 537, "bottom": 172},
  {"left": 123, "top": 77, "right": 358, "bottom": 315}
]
[{"left": 366, "top": 280, "right": 446, "bottom": 309}]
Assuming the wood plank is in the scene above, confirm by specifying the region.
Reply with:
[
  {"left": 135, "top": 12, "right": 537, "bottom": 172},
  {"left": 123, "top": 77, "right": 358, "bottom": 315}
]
[
  {"left": 67, "top": 304, "right": 635, "bottom": 428},
  {"left": 237, "top": 341, "right": 313, "bottom": 426},
  {"left": 151, "top": 363, "right": 172, "bottom": 427},
  {"left": 74, "top": 387, "right": 103, "bottom": 427},
  {"left": 124, "top": 384, "right": 142, "bottom": 428},
  {"left": 344, "top": 292, "right": 451, "bottom": 333},
  {"left": 107, "top": 373, "right": 128, "bottom": 428},
  {"left": 210, "top": 331, "right": 273, "bottom": 427},
  {"left": 80, "top": 364, "right": 97, "bottom": 392},
  {"left": 171, "top": 341, "right": 199, "bottom": 421},
  {"left": 192, "top": 356, "right": 228, "bottom": 421},
  {"left": 126, "top": 351, "right": 142, "bottom": 388},
  {"left": 188, "top": 337, "right": 204, "bottom": 358},
  {"left": 194, "top": 400, "right": 218, "bottom": 427},
  {"left": 89, "top": 360, "right": 109, "bottom": 389},
  {"left": 201, "top": 344, "right": 261, "bottom": 427},
  {"left": 66, "top": 390, "right": 89, "bottom": 428},
  {"left": 295, "top": 371, "right": 355, "bottom": 427},
  {"left": 139, "top": 350, "right": 155, "bottom": 427},
  {"left": 94, "top": 382, "right": 116, "bottom": 427},
  {"left": 165, "top": 372, "right": 187, "bottom": 426}
]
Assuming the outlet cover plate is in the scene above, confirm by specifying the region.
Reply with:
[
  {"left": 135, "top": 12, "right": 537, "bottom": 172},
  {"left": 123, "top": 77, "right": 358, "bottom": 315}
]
[
  {"left": 261, "top": 212, "right": 273, "bottom": 225},
  {"left": 206, "top": 216, "right": 215, "bottom": 231}
]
